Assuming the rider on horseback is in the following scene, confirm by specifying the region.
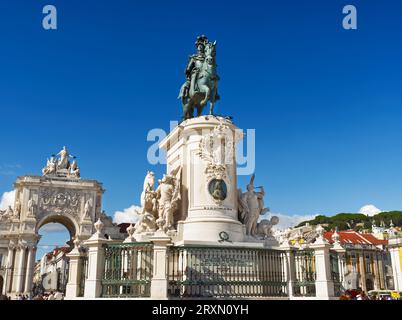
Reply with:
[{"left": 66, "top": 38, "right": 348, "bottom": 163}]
[
  {"left": 179, "top": 35, "right": 208, "bottom": 104},
  {"left": 179, "top": 35, "right": 220, "bottom": 120}
]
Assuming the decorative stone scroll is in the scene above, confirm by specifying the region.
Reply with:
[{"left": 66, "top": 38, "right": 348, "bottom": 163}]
[
  {"left": 39, "top": 187, "right": 82, "bottom": 218},
  {"left": 197, "top": 123, "right": 234, "bottom": 180}
]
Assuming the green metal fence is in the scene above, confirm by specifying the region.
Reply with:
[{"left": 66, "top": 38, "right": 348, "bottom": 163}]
[
  {"left": 293, "top": 249, "right": 316, "bottom": 297},
  {"left": 101, "top": 242, "right": 154, "bottom": 298},
  {"left": 167, "top": 246, "right": 288, "bottom": 298},
  {"left": 78, "top": 255, "right": 88, "bottom": 297},
  {"left": 330, "top": 251, "right": 342, "bottom": 297}
]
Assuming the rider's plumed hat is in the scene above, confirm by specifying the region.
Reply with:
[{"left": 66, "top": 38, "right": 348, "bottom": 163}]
[{"left": 195, "top": 35, "right": 208, "bottom": 47}]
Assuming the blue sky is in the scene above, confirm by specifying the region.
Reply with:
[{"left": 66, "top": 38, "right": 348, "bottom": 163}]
[{"left": 0, "top": 0, "right": 402, "bottom": 258}]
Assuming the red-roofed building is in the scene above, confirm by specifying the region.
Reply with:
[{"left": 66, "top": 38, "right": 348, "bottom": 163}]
[
  {"left": 324, "top": 230, "right": 388, "bottom": 247},
  {"left": 324, "top": 230, "right": 394, "bottom": 293}
]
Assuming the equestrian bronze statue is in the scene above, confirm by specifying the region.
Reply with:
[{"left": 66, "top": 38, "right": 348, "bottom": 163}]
[{"left": 178, "top": 35, "right": 220, "bottom": 120}]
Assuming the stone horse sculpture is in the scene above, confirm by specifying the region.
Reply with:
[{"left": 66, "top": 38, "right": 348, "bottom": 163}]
[{"left": 179, "top": 40, "right": 220, "bottom": 120}]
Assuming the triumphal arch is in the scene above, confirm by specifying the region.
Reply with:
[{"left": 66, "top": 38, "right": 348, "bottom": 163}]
[{"left": 0, "top": 147, "right": 112, "bottom": 296}]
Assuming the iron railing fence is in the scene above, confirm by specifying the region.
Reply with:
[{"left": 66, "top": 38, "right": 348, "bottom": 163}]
[
  {"left": 293, "top": 249, "right": 316, "bottom": 297},
  {"left": 57, "top": 262, "right": 69, "bottom": 294},
  {"left": 167, "top": 246, "right": 288, "bottom": 298},
  {"left": 330, "top": 251, "right": 342, "bottom": 297},
  {"left": 101, "top": 242, "right": 153, "bottom": 298},
  {"left": 78, "top": 255, "right": 88, "bottom": 297}
]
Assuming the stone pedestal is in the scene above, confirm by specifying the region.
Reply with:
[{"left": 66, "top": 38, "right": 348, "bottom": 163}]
[
  {"left": 159, "top": 116, "right": 244, "bottom": 243},
  {"left": 281, "top": 244, "right": 297, "bottom": 298},
  {"left": 83, "top": 231, "right": 109, "bottom": 299},
  {"left": 65, "top": 247, "right": 85, "bottom": 299},
  {"left": 310, "top": 239, "right": 335, "bottom": 300},
  {"left": 150, "top": 231, "right": 171, "bottom": 299}
]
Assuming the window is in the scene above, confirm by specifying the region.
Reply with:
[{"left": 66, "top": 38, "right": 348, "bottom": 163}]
[
  {"left": 352, "top": 258, "right": 357, "bottom": 273},
  {"left": 365, "top": 255, "right": 372, "bottom": 274}
]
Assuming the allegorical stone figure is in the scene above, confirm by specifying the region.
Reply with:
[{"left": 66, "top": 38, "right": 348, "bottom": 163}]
[
  {"left": 42, "top": 156, "right": 57, "bottom": 175},
  {"left": 14, "top": 198, "right": 21, "bottom": 218},
  {"left": 155, "top": 174, "right": 181, "bottom": 232},
  {"left": 84, "top": 198, "right": 92, "bottom": 219},
  {"left": 0, "top": 205, "right": 16, "bottom": 221},
  {"left": 0, "top": 209, "right": 8, "bottom": 221},
  {"left": 178, "top": 35, "right": 220, "bottom": 120},
  {"left": 28, "top": 198, "right": 36, "bottom": 217},
  {"left": 5, "top": 206, "right": 14, "bottom": 219},
  {"left": 238, "top": 174, "right": 269, "bottom": 237},
  {"left": 57, "top": 146, "right": 71, "bottom": 169},
  {"left": 135, "top": 171, "right": 157, "bottom": 233},
  {"left": 256, "top": 216, "right": 279, "bottom": 239},
  {"left": 69, "top": 160, "right": 80, "bottom": 178}
]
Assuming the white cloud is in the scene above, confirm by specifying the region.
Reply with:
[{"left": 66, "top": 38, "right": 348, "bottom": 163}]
[
  {"left": 0, "top": 190, "right": 15, "bottom": 210},
  {"left": 113, "top": 205, "right": 142, "bottom": 224},
  {"left": 260, "top": 211, "right": 317, "bottom": 230},
  {"left": 359, "top": 204, "right": 382, "bottom": 217}
]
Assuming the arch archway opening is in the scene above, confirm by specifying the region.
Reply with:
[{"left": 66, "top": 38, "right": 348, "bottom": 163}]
[
  {"left": 36, "top": 214, "right": 77, "bottom": 242},
  {"left": 34, "top": 219, "right": 75, "bottom": 296}
]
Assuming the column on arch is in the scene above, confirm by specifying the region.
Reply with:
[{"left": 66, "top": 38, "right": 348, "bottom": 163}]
[
  {"left": 5, "top": 243, "right": 17, "bottom": 293},
  {"left": 15, "top": 244, "right": 28, "bottom": 294},
  {"left": 24, "top": 245, "right": 37, "bottom": 295}
]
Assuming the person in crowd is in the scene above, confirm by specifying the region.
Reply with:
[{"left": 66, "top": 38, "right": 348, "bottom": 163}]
[
  {"left": 47, "top": 291, "right": 55, "bottom": 300},
  {"left": 54, "top": 291, "right": 63, "bottom": 300},
  {"left": 361, "top": 291, "right": 369, "bottom": 300},
  {"left": 32, "top": 294, "right": 42, "bottom": 300}
]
